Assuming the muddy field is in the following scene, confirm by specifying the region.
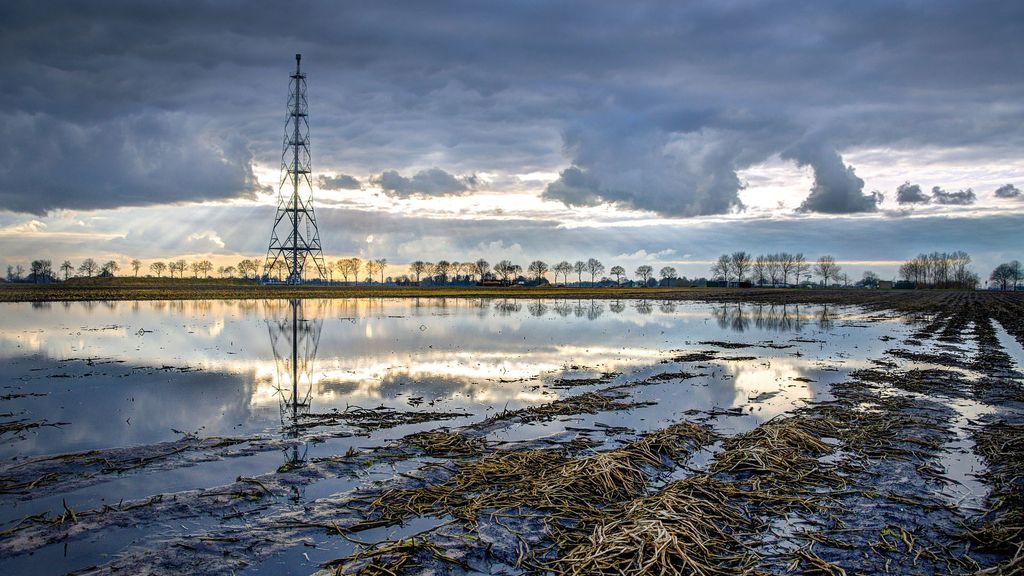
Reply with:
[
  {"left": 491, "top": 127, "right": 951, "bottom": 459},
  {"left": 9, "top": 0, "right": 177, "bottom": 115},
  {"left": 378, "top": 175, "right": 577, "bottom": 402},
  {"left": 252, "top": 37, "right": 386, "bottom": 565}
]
[{"left": 0, "top": 292, "right": 1022, "bottom": 575}]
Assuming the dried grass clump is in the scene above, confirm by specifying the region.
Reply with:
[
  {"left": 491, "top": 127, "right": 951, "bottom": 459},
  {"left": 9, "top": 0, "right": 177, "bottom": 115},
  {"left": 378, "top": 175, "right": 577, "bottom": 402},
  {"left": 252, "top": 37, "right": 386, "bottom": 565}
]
[
  {"left": 365, "top": 422, "right": 717, "bottom": 527},
  {"left": 711, "top": 416, "right": 842, "bottom": 491},
  {"left": 619, "top": 422, "right": 719, "bottom": 468},
  {"left": 966, "top": 420, "right": 1024, "bottom": 565},
  {"left": 403, "top": 430, "right": 486, "bottom": 458},
  {"left": 551, "top": 475, "right": 756, "bottom": 576},
  {"left": 485, "top": 389, "right": 656, "bottom": 425}
]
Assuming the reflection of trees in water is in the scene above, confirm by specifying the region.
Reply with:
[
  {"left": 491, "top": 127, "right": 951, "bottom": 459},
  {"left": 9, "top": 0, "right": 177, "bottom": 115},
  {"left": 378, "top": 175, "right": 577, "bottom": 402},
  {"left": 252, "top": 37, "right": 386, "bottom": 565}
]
[
  {"left": 658, "top": 300, "right": 677, "bottom": 314},
  {"left": 553, "top": 301, "right": 573, "bottom": 317},
  {"left": 711, "top": 303, "right": 826, "bottom": 333},
  {"left": 610, "top": 300, "right": 625, "bottom": 314},
  {"left": 569, "top": 299, "right": 604, "bottom": 320},
  {"left": 527, "top": 300, "right": 549, "bottom": 317},
  {"left": 494, "top": 299, "right": 522, "bottom": 316},
  {"left": 634, "top": 300, "right": 653, "bottom": 315},
  {"left": 711, "top": 304, "right": 751, "bottom": 332},
  {"left": 265, "top": 298, "right": 324, "bottom": 477},
  {"left": 818, "top": 304, "right": 833, "bottom": 329},
  {"left": 470, "top": 298, "right": 491, "bottom": 319}
]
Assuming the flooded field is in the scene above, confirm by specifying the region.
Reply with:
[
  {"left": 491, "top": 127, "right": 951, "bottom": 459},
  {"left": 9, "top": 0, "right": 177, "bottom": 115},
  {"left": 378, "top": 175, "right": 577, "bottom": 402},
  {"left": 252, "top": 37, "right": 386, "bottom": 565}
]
[{"left": 1, "top": 296, "right": 1022, "bottom": 575}]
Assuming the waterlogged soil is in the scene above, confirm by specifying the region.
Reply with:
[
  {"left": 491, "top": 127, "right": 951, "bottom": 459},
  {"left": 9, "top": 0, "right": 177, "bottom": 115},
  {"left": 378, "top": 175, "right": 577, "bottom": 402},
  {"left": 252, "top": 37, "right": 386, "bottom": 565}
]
[{"left": 0, "top": 293, "right": 1022, "bottom": 575}]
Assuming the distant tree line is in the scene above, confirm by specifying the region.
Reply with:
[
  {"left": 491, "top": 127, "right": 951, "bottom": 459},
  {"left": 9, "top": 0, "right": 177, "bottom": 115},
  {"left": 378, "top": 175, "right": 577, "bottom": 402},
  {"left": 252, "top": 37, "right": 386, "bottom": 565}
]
[
  {"left": 5, "top": 249, "right": 1014, "bottom": 291},
  {"left": 710, "top": 252, "right": 816, "bottom": 286},
  {"left": 898, "top": 251, "right": 978, "bottom": 289}
]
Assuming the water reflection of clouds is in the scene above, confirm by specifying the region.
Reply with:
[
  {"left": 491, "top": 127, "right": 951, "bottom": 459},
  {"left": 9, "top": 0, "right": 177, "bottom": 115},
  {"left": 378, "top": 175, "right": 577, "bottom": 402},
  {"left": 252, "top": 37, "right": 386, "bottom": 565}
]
[
  {"left": 0, "top": 298, "right": 911, "bottom": 462},
  {"left": 723, "top": 357, "right": 815, "bottom": 419},
  {"left": 0, "top": 299, "right": 897, "bottom": 379}
]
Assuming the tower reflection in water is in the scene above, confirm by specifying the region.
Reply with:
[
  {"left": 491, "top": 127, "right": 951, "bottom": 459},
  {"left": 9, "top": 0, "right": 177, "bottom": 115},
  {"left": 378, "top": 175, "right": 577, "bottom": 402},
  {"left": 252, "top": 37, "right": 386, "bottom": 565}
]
[{"left": 265, "top": 299, "right": 323, "bottom": 478}]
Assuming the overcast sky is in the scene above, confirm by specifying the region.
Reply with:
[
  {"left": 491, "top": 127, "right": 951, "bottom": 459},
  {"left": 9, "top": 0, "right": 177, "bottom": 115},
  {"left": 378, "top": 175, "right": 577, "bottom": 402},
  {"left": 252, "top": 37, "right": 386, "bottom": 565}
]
[{"left": 1, "top": 1, "right": 1022, "bottom": 280}]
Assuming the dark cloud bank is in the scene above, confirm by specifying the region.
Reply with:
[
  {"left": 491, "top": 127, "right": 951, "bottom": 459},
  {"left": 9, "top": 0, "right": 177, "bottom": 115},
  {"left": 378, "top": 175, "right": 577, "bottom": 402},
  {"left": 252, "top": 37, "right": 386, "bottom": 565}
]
[{"left": 0, "top": 1, "right": 1022, "bottom": 216}]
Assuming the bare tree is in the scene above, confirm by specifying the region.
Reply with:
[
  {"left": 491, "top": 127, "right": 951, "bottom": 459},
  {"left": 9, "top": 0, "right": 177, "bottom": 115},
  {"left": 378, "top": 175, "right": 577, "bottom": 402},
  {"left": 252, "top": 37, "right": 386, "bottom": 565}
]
[
  {"left": 782, "top": 253, "right": 798, "bottom": 284},
  {"left": 793, "top": 253, "right": 810, "bottom": 285},
  {"left": 150, "top": 261, "right": 167, "bottom": 278},
  {"left": 527, "top": 260, "right": 549, "bottom": 281},
  {"left": 1010, "top": 260, "right": 1023, "bottom": 290},
  {"left": 710, "top": 255, "right": 731, "bottom": 282},
  {"left": 374, "top": 258, "right": 387, "bottom": 283},
  {"left": 553, "top": 261, "right": 573, "bottom": 284},
  {"left": 60, "top": 260, "right": 74, "bottom": 280},
  {"left": 991, "top": 263, "right": 1014, "bottom": 291},
  {"left": 493, "top": 260, "right": 514, "bottom": 283},
  {"left": 473, "top": 259, "right": 490, "bottom": 281},
  {"left": 271, "top": 259, "right": 287, "bottom": 281},
  {"left": 610, "top": 265, "right": 625, "bottom": 285},
  {"left": 586, "top": 258, "right": 604, "bottom": 284},
  {"left": 814, "top": 256, "right": 840, "bottom": 287},
  {"left": 30, "top": 259, "right": 53, "bottom": 283},
  {"left": 573, "top": 260, "right": 586, "bottom": 285},
  {"left": 752, "top": 255, "right": 767, "bottom": 286},
  {"left": 409, "top": 261, "right": 428, "bottom": 283},
  {"left": 635, "top": 265, "right": 654, "bottom": 285},
  {"left": 765, "top": 254, "right": 781, "bottom": 286},
  {"left": 659, "top": 266, "right": 677, "bottom": 283},
  {"left": 78, "top": 258, "right": 98, "bottom": 277},
  {"left": 433, "top": 260, "right": 451, "bottom": 284},
  {"left": 101, "top": 260, "right": 119, "bottom": 277},
  {"left": 337, "top": 257, "right": 361, "bottom": 283},
  {"left": 859, "top": 271, "right": 880, "bottom": 288},
  {"left": 131, "top": 259, "right": 142, "bottom": 277},
  {"left": 240, "top": 259, "right": 259, "bottom": 279},
  {"left": 730, "top": 251, "right": 751, "bottom": 283}
]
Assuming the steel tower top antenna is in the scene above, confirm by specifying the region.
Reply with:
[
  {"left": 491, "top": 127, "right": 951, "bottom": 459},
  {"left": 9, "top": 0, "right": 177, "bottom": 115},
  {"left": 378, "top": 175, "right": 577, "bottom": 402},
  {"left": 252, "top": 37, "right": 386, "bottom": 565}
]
[{"left": 263, "top": 53, "right": 327, "bottom": 284}]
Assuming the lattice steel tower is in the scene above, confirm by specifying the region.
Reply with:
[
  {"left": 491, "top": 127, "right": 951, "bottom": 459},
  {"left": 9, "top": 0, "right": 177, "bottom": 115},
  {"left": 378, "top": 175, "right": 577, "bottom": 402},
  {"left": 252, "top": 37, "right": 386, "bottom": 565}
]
[{"left": 264, "top": 54, "right": 327, "bottom": 283}]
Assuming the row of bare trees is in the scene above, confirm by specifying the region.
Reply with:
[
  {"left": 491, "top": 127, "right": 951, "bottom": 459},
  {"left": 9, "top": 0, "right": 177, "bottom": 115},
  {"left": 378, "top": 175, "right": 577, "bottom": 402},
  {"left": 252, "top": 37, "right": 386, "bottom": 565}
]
[
  {"left": 712, "top": 252, "right": 809, "bottom": 286},
  {"left": 8, "top": 258, "right": 126, "bottom": 282},
  {"left": 898, "top": 251, "right": 978, "bottom": 288},
  {"left": 6, "top": 249, "right": 989, "bottom": 290},
  {"left": 709, "top": 252, "right": 854, "bottom": 287}
]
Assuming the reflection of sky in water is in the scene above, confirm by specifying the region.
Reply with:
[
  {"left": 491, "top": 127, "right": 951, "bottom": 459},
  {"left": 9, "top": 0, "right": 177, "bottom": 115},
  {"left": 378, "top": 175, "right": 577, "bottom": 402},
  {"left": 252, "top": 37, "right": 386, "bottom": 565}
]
[{"left": 0, "top": 298, "right": 909, "bottom": 462}]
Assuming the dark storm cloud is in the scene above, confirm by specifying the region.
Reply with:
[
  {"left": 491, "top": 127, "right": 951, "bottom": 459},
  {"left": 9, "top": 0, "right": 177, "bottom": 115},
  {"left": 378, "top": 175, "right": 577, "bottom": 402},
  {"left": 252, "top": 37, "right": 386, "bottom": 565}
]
[
  {"left": 375, "top": 168, "right": 473, "bottom": 197},
  {"left": 782, "top": 143, "right": 880, "bottom": 214},
  {"left": 543, "top": 122, "right": 747, "bottom": 216},
  {"left": 318, "top": 174, "right": 362, "bottom": 190},
  {"left": 896, "top": 182, "right": 930, "bottom": 204},
  {"left": 931, "top": 186, "right": 977, "bottom": 206},
  {"left": 994, "top": 184, "right": 1021, "bottom": 199},
  {"left": 1, "top": 1, "right": 1022, "bottom": 215}
]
